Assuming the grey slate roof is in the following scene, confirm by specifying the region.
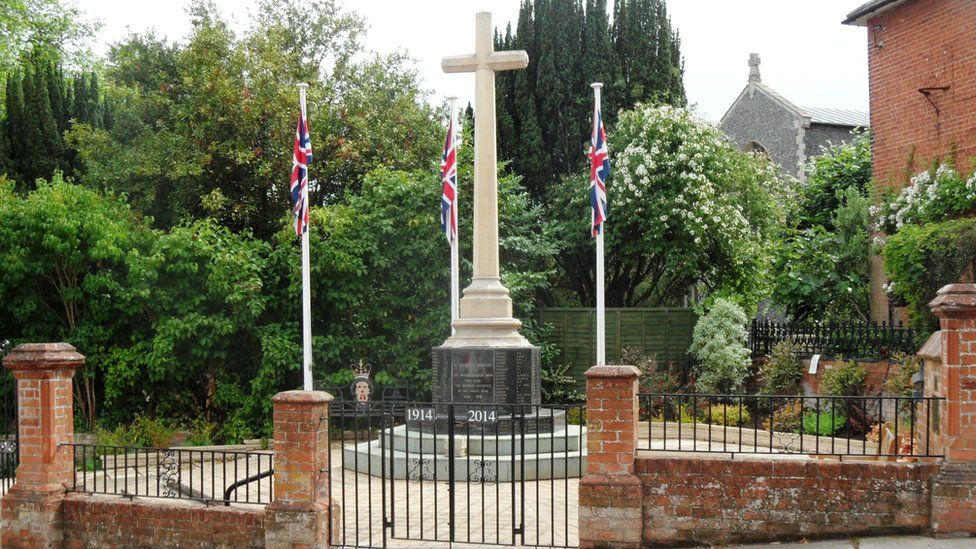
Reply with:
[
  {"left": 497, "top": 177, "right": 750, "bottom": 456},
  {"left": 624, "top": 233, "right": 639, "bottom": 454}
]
[
  {"left": 800, "top": 106, "right": 869, "bottom": 127},
  {"left": 843, "top": 0, "right": 910, "bottom": 26}
]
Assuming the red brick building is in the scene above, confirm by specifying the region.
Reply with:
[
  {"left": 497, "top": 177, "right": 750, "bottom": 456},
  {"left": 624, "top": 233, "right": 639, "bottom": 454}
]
[{"left": 845, "top": 0, "right": 976, "bottom": 320}]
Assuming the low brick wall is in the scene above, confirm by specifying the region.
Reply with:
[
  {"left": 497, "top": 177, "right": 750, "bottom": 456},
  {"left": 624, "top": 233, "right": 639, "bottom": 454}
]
[
  {"left": 636, "top": 456, "right": 940, "bottom": 546},
  {"left": 800, "top": 357, "right": 898, "bottom": 395},
  {"left": 63, "top": 495, "right": 265, "bottom": 548}
]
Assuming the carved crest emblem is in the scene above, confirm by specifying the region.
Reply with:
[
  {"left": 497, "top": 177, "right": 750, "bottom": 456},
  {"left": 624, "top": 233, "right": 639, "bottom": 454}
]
[{"left": 350, "top": 360, "right": 374, "bottom": 409}]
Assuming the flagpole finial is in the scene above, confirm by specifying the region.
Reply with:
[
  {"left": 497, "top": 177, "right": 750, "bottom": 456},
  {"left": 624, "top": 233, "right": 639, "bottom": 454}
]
[{"left": 591, "top": 82, "right": 603, "bottom": 90}]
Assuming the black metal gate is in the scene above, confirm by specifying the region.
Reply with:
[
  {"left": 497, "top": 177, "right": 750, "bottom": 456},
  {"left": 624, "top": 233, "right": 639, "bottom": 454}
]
[
  {"left": 0, "top": 340, "right": 18, "bottom": 491},
  {"left": 329, "top": 401, "right": 585, "bottom": 548}
]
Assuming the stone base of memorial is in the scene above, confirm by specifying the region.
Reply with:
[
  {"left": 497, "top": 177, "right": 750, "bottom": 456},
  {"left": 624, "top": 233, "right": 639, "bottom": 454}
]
[
  {"left": 342, "top": 344, "right": 587, "bottom": 480},
  {"left": 343, "top": 422, "right": 586, "bottom": 481}
]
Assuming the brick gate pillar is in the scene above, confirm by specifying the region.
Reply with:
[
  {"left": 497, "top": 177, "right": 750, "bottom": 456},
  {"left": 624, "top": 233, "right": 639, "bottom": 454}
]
[
  {"left": 578, "top": 364, "right": 642, "bottom": 549},
  {"left": 1, "top": 343, "right": 83, "bottom": 548},
  {"left": 265, "top": 390, "right": 335, "bottom": 548},
  {"left": 929, "top": 284, "right": 976, "bottom": 536}
]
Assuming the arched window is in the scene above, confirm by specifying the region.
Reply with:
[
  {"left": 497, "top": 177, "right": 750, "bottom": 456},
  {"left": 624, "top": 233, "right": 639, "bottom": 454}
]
[{"left": 747, "top": 141, "right": 769, "bottom": 158}]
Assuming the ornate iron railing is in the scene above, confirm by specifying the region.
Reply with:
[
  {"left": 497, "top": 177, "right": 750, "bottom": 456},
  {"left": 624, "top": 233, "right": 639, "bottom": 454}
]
[
  {"left": 749, "top": 319, "right": 920, "bottom": 359},
  {"left": 65, "top": 444, "right": 273, "bottom": 505}
]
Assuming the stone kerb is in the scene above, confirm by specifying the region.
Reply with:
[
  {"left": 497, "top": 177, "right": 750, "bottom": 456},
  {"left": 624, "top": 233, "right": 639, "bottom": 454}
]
[
  {"left": 2, "top": 342, "right": 84, "bottom": 548},
  {"left": 578, "top": 364, "right": 642, "bottom": 549},
  {"left": 929, "top": 283, "right": 976, "bottom": 537},
  {"left": 265, "top": 389, "right": 335, "bottom": 549}
]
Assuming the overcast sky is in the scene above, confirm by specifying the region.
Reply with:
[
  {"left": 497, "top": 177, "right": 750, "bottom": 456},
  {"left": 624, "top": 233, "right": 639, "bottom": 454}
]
[{"left": 81, "top": 0, "right": 869, "bottom": 122}]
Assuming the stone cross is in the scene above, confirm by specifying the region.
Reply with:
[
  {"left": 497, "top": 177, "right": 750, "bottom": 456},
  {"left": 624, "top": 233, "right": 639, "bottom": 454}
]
[
  {"left": 441, "top": 12, "right": 529, "bottom": 343},
  {"left": 748, "top": 52, "right": 761, "bottom": 83}
]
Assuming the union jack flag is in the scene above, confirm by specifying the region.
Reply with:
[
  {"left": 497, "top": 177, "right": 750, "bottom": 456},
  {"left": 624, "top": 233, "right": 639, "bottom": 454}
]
[
  {"left": 588, "top": 102, "right": 610, "bottom": 237},
  {"left": 290, "top": 106, "right": 313, "bottom": 236},
  {"left": 440, "top": 108, "right": 459, "bottom": 243}
]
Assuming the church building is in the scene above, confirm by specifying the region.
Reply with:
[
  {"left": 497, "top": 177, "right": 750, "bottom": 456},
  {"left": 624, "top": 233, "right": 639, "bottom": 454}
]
[{"left": 719, "top": 54, "right": 868, "bottom": 180}]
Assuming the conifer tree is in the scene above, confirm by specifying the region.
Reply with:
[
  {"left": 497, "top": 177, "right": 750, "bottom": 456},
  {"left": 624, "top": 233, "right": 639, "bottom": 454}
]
[
  {"left": 495, "top": 0, "right": 684, "bottom": 198},
  {"left": 511, "top": 0, "right": 549, "bottom": 197},
  {"left": 46, "top": 61, "right": 65, "bottom": 135},
  {"left": 22, "top": 61, "right": 63, "bottom": 184},
  {"left": 73, "top": 73, "right": 89, "bottom": 126},
  {"left": 4, "top": 72, "right": 27, "bottom": 180},
  {"left": 495, "top": 25, "right": 517, "bottom": 162},
  {"left": 88, "top": 72, "right": 102, "bottom": 128}
]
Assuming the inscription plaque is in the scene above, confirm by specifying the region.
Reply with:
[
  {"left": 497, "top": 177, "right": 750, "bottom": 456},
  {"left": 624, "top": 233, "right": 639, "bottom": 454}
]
[{"left": 431, "top": 345, "right": 541, "bottom": 406}]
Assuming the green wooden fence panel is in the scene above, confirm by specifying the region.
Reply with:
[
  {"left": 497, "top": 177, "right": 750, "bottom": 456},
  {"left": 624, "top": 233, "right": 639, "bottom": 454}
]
[{"left": 536, "top": 307, "right": 697, "bottom": 383}]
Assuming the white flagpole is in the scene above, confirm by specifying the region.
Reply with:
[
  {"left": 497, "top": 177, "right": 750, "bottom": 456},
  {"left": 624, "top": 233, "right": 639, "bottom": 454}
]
[
  {"left": 592, "top": 82, "right": 606, "bottom": 366},
  {"left": 299, "top": 82, "right": 313, "bottom": 391},
  {"left": 449, "top": 98, "right": 460, "bottom": 335}
]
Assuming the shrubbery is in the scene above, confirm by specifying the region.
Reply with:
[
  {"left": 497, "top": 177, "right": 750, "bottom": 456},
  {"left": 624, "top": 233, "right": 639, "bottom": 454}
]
[
  {"left": 547, "top": 104, "right": 789, "bottom": 310},
  {"left": 771, "top": 135, "right": 872, "bottom": 322},
  {"left": 882, "top": 217, "right": 976, "bottom": 329},
  {"left": 705, "top": 403, "right": 751, "bottom": 426},
  {"left": 689, "top": 299, "right": 751, "bottom": 394},
  {"left": 759, "top": 339, "right": 803, "bottom": 395},
  {"left": 821, "top": 360, "right": 867, "bottom": 397}
]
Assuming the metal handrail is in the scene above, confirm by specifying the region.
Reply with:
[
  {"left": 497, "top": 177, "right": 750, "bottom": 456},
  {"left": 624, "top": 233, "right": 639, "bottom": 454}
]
[{"left": 223, "top": 468, "right": 274, "bottom": 506}]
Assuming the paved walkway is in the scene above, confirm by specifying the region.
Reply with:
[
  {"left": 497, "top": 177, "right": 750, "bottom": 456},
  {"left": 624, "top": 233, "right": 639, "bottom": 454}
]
[{"left": 331, "top": 447, "right": 578, "bottom": 548}]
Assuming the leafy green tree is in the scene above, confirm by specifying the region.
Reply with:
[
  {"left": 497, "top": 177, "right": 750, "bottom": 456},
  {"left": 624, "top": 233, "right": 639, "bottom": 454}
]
[
  {"left": 798, "top": 134, "right": 871, "bottom": 230},
  {"left": 66, "top": 0, "right": 439, "bottom": 237},
  {"left": 0, "top": 175, "right": 148, "bottom": 429},
  {"left": 771, "top": 137, "right": 872, "bottom": 322},
  {"left": 0, "top": 0, "right": 95, "bottom": 71},
  {"left": 104, "top": 221, "right": 272, "bottom": 429},
  {"left": 547, "top": 104, "right": 788, "bottom": 310}
]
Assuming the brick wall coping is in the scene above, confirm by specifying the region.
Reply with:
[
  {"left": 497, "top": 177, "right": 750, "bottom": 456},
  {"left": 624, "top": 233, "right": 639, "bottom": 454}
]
[
  {"left": 930, "top": 283, "right": 976, "bottom": 317},
  {"left": 272, "top": 390, "right": 333, "bottom": 404},
  {"left": 2, "top": 342, "right": 84, "bottom": 372},
  {"left": 918, "top": 331, "right": 942, "bottom": 361},
  {"left": 583, "top": 364, "right": 640, "bottom": 378}
]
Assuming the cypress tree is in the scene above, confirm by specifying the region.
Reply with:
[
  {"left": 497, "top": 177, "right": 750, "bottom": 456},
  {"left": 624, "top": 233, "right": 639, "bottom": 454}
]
[
  {"left": 4, "top": 72, "right": 27, "bottom": 180},
  {"left": 73, "top": 74, "right": 89, "bottom": 126},
  {"left": 495, "top": 25, "right": 517, "bottom": 164},
  {"left": 23, "top": 61, "right": 63, "bottom": 184},
  {"left": 512, "top": 0, "right": 549, "bottom": 198},
  {"left": 88, "top": 72, "right": 103, "bottom": 128},
  {"left": 46, "top": 62, "right": 65, "bottom": 135},
  {"left": 495, "top": 0, "right": 684, "bottom": 198}
]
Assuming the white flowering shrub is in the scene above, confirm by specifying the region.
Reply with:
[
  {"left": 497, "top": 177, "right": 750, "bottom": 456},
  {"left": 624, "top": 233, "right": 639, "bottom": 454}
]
[
  {"left": 610, "top": 105, "right": 789, "bottom": 307},
  {"left": 547, "top": 105, "right": 790, "bottom": 309},
  {"left": 874, "top": 164, "right": 976, "bottom": 233},
  {"left": 689, "top": 298, "right": 751, "bottom": 394},
  {"left": 547, "top": 104, "right": 791, "bottom": 309}
]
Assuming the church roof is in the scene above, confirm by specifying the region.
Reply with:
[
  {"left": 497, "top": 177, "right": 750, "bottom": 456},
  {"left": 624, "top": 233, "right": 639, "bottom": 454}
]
[
  {"left": 800, "top": 106, "right": 869, "bottom": 127},
  {"left": 843, "top": 0, "right": 911, "bottom": 26}
]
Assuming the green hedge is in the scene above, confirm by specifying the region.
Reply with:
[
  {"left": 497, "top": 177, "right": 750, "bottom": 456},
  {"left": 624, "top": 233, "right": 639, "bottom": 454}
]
[{"left": 883, "top": 217, "right": 976, "bottom": 330}]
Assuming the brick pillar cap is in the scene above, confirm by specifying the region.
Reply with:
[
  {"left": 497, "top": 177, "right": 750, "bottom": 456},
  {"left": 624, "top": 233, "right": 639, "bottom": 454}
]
[
  {"left": 930, "top": 283, "right": 976, "bottom": 318},
  {"left": 272, "top": 390, "right": 334, "bottom": 404},
  {"left": 2, "top": 342, "right": 85, "bottom": 372},
  {"left": 583, "top": 364, "right": 641, "bottom": 378}
]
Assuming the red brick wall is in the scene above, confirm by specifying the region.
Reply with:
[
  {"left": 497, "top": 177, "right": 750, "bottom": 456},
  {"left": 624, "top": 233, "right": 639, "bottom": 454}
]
[
  {"left": 867, "top": 0, "right": 976, "bottom": 189},
  {"left": 800, "top": 358, "right": 900, "bottom": 395},
  {"left": 636, "top": 456, "right": 939, "bottom": 546},
  {"left": 62, "top": 495, "right": 265, "bottom": 548}
]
